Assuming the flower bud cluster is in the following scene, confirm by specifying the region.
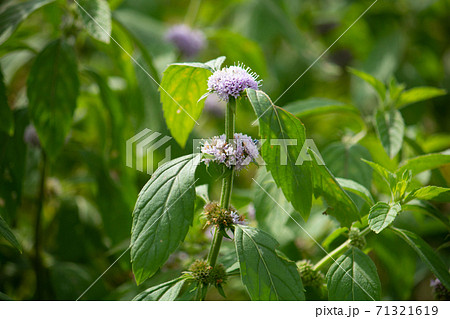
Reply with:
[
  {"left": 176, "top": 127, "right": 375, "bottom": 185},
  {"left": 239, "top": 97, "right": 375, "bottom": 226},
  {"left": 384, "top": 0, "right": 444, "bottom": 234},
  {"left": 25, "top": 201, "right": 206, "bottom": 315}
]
[
  {"left": 202, "top": 202, "right": 245, "bottom": 230},
  {"left": 188, "top": 259, "right": 227, "bottom": 286},
  {"left": 201, "top": 133, "right": 259, "bottom": 171},
  {"left": 348, "top": 228, "right": 366, "bottom": 249},
  {"left": 297, "top": 260, "right": 325, "bottom": 287}
]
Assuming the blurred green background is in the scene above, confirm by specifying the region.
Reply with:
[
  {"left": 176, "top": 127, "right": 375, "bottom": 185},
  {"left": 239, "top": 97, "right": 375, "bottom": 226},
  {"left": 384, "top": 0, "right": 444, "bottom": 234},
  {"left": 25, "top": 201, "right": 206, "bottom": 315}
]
[{"left": 0, "top": 0, "right": 449, "bottom": 300}]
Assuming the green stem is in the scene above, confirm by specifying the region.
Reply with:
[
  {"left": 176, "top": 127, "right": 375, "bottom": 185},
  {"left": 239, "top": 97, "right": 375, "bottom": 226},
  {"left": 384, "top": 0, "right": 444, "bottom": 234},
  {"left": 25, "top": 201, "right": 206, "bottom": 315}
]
[
  {"left": 185, "top": 0, "right": 202, "bottom": 26},
  {"left": 205, "top": 98, "right": 236, "bottom": 288},
  {"left": 313, "top": 227, "right": 371, "bottom": 272}
]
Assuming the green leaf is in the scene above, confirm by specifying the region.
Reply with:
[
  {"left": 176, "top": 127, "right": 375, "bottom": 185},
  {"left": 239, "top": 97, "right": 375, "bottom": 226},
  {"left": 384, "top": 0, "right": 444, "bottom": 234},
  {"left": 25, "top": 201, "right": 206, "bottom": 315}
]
[
  {"left": 327, "top": 247, "right": 381, "bottom": 301},
  {"left": 322, "top": 142, "right": 373, "bottom": 189},
  {"left": 368, "top": 201, "right": 401, "bottom": 234},
  {"left": 160, "top": 61, "right": 215, "bottom": 147},
  {"left": 247, "top": 89, "right": 312, "bottom": 220},
  {"left": 234, "top": 225, "right": 305, "bottom": 300},
  {"left": 0, "top": 215, "right": 22, "bottom": 252},
  {"left": 405, "top": 186, "right": 450, "bottom": 203},
  {"left": 309, "top": 150, "right": 360, "bottom": 227},
  {"left": 0, "top": 0, "right": 55, "bottom": 45},
  {"left": 397, "top": 87, "right": 446, "bottom": 109},
  {"left": 27, "top": 39, "right": 79, "bottom": 158},
  {"left": 348, "top": 68, "right": 386, "bottom": 101},
  {"left": 132, "top": 278, "right": 185, "bottom": 301},
  {"left": 391, "top": 228, "right": 450, "bottom": 290},
  {"left": 76, "top": 0, "right": 111, "bottom": 43},
  {"left": 284, "top": 98, "right": 358, "bottom": 117},
  {"left": 362, "top": 159, "right": 396, "bottom": 190},
  {"left": 336, "top": 177, "right": 374, "bottom": 206},
  {"left": 402, "top": 200, "right": 450, "bottom": 231},
  {"left": 0, "top": 66, "right": 13, "bottom": 135},
  {"left": 375, "top": 109, "right": 405, "bottom": 159},
  {"left": 397, "top": 153, "right": 450, "bottom": 176},
  {"left": 131, "top": 154, "right": 200, "bottom": 284},
  {"left": 252, "top": 167, "right": 297, "bottom": 246}
]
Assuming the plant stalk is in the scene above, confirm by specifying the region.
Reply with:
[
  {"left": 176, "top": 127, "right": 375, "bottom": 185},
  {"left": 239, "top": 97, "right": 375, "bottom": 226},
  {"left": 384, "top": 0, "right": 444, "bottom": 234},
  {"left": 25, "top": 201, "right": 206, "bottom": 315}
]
[
  {"left": 205, "top": 98, "right": 236, "bottom": 293},
  {"left": 313, "top": 227, "right": 371, "bottom": 271}
]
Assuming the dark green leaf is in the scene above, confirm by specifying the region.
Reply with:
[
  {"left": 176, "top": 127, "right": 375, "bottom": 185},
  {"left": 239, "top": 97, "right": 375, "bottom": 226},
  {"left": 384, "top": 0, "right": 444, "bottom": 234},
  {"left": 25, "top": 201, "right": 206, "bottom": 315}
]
[
  {"left": 0, "top": 66, "right": 13, "bottom": 135},
  {"left": 234, "top": 225, "right": 305, "bottom": 300},
  {"left": 327, "top": 247, "right": 381, "bottom": 300},
  {"left": 0, "top": 0, "right": 55, "bottom": 45},
  {"left": 368, "top": 201, "right": 401, "bottom": 234},
  {"left": 27, "top": 39, "right": 79, "bottom": 158},
  {"left": 160, "top": 61, "right": 215, "bottom": 147},
  {"left": 348, "top": 68, "right": 386, "bottom": 101},
  {"left": 322, "top": 142, "right": 372, "bottom": 188},
  {"left": 133, "top": 278, "right": 185, "bottom": 301},
  {"left": 76, "top": 0, "right": 111, "bottom": 43},
  {"left": 247, "top": 89, "right": 312, "bottom": 220},
  {"left": 309, "top": 150, "right": 360, "bottom": 227},
  {"left": 397, "top": 153, "right": 450, "bottom": 176},
  {"left": 336, "top": 177, "right": 374, "bottom": 206},
  {"left": 252, "top": 167, "right": 297, "bottom": 246},
  {"left": 131, "top": 154, "right": 200, "bottom": 284},
  {"left": 391, "top": 228, "right": 450, "bottom": 290},
  {"left": 402, "top": 200, "right": 450, "bottom": 231},
  {"left": 284, "top": 97, "right": 358, "bottom": 117},
  {"left": 0, "top": 215, "right": 22, "bottom": 252},
  {"left": 375, "top": 109, "right": 405, "bottom": 158},
  {"left": 397, "top": 87, "right": 446, "bottom": 109}
]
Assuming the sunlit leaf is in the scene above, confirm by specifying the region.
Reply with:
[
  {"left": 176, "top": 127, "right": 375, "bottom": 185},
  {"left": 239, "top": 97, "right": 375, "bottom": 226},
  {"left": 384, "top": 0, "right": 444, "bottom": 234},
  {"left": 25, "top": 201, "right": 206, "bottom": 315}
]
[
  {"left": 397, "top": 87, "right": 446, "bottom": 109},
  {"left": 405, "top": 186, "right": 450, "bottom": 203},
  {"left": 397, "top": 153, "right": 450, "bottom": 176},
  {"left": 160, "top": 60, "right": 218, "bottom": 147},
  {"left": 336, "top": 177, "right": 374, "bottom": 206}
]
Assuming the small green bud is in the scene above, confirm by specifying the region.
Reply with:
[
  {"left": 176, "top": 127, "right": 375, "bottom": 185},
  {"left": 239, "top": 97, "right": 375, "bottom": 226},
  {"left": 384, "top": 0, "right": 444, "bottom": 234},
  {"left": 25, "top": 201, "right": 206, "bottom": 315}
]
[
  {"left": 348, "top": 228, "right": 366, "bottom": 249},
  {"left": 297, "top": 260, "right": 324, "bottom": 287},
  {"left": 187, "top": 259, "right": 227, "bottom": 286}
]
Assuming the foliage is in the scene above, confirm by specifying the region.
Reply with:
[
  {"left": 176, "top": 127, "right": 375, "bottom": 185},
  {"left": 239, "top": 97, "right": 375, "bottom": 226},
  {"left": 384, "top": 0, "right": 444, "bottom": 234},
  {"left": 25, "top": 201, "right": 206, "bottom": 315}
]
[{"left": 0, "top": 0, "right": 449, "bottom": 301}]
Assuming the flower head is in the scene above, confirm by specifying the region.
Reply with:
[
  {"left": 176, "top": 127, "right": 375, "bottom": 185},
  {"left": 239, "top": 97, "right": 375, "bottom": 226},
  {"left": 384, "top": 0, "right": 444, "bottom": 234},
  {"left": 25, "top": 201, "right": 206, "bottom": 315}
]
[
  {"left": 165, "top": 24, "right": 206, "bottom": 57},
  {"left": 201, "top": 133, "right": 259, "bottom": 171},
  {"left": 207, "top": 64, "right": 261, "bottom": 101},
  {"left": 202, "top": 202, "right": 246, "bottom": 229}
]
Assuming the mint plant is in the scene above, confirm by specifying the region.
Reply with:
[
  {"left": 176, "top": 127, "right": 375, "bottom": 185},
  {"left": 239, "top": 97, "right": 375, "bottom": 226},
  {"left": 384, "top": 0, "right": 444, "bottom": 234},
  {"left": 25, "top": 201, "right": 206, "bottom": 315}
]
[{"left": 128, "top": 58, "right": 450, "bottom": 300}]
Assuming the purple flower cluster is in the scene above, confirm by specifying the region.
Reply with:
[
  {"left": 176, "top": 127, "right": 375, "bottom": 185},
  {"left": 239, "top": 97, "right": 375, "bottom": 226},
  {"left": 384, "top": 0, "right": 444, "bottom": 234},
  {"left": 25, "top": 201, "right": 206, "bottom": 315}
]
[
  {"left": 207, "top": 65, "right": 261, "bottom": 101},
  {"left": 165, "top": 24, "right": 206, "bottom": 57},
  {"left": 201, "top": 133, "right": 259, "bottom": 171}
]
